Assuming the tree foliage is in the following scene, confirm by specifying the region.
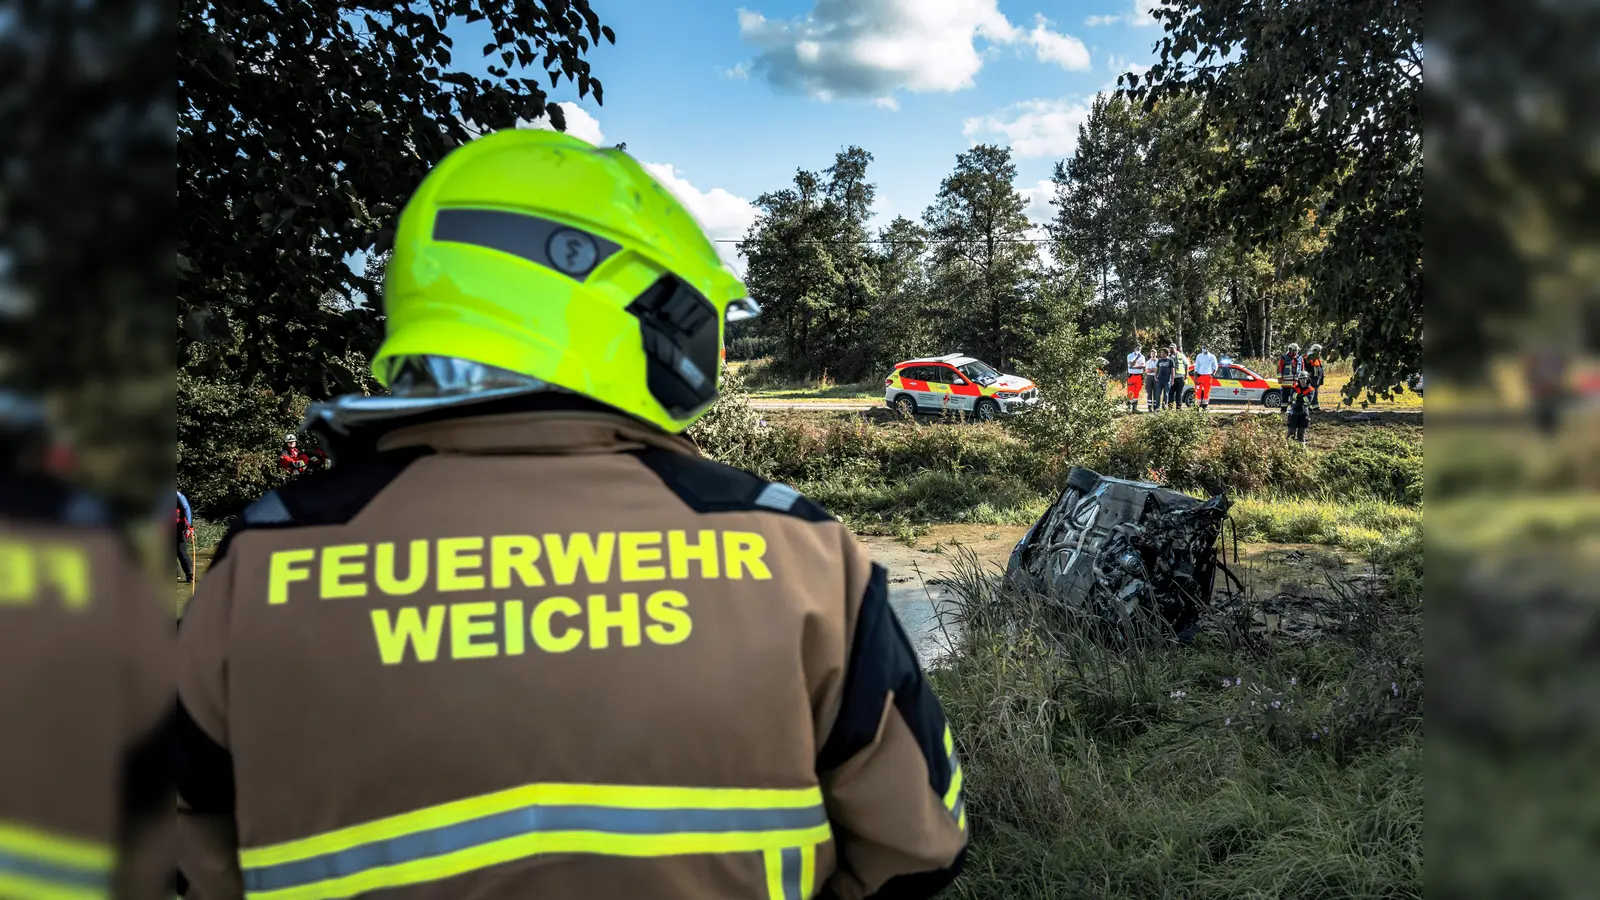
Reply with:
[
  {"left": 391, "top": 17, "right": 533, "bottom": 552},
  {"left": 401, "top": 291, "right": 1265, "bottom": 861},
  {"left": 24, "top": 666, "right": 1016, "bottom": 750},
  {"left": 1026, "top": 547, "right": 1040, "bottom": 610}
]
[
  {"left": 177, "top": 0, "right": 615, "bottom": 400},
  {"left": 923, "top": 145, "right": 1048, "bottom": 372},
  {"left": 176, "top": 0, "right": 614, "bottom": 517},
  {"left": 1129, "top": 0, "right": 1422, "bottom": 396},
  {"left": 738, "top": 144, "right": 1056, "bottom": 381}
]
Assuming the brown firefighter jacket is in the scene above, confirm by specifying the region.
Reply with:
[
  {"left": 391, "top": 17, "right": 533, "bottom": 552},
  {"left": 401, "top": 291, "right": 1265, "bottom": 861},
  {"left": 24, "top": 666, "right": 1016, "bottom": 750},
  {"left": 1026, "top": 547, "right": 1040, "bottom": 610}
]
[
  {"left": 0, "top": 473, "right": 175, "bottom": 900},
  {"left": 177, "top": 402, "right": 968, "bottom": 900}
]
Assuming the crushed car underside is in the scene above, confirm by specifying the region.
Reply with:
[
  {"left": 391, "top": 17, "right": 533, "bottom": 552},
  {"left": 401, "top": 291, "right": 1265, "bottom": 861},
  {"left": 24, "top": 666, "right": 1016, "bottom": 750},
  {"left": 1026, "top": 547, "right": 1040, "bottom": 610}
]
[{"left": 1005, "top": 466, "right": 1232, "bottom": 639}]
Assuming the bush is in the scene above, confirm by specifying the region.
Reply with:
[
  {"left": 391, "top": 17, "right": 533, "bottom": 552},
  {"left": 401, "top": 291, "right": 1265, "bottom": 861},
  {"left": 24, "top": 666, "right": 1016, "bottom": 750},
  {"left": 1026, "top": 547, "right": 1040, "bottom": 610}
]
[
  {"left": 178, "top": 369, "right": 311, "bottom": 519},
  {"left": 1100, "top": 409, "right": 1211, "bottom": 487},
  {"left": 687, "top": 362, "right": 765, "bottom": 471},
  {"left": 1316, "top": 429, "right": 1422, "bottom": 504},
  {"left": 1196, "top": 415, "right": 1316, "bottom": 496}
]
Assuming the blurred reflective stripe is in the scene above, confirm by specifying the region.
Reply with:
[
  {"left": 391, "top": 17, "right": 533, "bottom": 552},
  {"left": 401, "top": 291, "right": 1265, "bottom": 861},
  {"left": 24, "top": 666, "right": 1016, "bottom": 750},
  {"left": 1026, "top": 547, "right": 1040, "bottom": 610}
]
[
  {"left": 239, "top": 783, "right": 831, "bottom": 900},
  {"left": 0, "top": 820, "right": 112, "bottom": 900},
  {"left": 941, "top": 726, "right": 965, "bottom": 830}
]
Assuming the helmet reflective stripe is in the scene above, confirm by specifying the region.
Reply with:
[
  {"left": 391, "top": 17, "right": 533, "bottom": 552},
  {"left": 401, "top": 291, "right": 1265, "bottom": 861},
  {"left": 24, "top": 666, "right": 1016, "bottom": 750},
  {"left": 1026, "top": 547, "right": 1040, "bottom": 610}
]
[{"left": 433, "top": 209, "right": 622, "bottom": 282}]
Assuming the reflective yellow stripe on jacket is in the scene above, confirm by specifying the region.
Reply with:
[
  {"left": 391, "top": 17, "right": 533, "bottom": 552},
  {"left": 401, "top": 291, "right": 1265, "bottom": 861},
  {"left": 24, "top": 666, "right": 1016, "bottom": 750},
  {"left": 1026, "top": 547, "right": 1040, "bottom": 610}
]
[
  {"left": 0, "top": 819, "right": 113, "bottom": 900},
  {"left": 941, "top": 726, "right": 966, "bottom": 833},
  {"left": 238, "top": 783, "right": 833, "bottom": 900}
]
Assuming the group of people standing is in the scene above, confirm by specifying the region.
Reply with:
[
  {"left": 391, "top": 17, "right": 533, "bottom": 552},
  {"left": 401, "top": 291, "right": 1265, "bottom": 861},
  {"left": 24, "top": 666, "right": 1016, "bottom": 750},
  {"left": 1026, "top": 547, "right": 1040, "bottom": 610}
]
[
  {"left": 1122, "top": 340, "right": 1330, "bottom": 444},
  {"left": 1123, "top": 343, "right": 1221, "bottom": 413}
]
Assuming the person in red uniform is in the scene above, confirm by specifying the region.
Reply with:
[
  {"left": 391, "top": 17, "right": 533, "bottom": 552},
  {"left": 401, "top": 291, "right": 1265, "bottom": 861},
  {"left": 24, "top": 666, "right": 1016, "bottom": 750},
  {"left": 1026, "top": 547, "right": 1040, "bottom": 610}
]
[
  {"left": 277, "top": 433, "right": 327, "bottom": 478},
  {"left": 1286, "top": 374, "right": 1315, "bottom": 443}
]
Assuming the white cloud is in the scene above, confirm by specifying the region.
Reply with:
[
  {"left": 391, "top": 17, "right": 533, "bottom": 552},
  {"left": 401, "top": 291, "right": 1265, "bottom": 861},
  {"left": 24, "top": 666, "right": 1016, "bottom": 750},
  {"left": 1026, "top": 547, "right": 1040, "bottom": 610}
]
[
  {"left": 734, "top": 0, "right": 1019, "bottom": 103},
  {"left": 722, "top": 61, "right": 751, "bottom": 80},
  {"left": 962, "top": 97, "right": 1094, "bottom": 158},
  {"left": 1025, "top": 15, "right": 1090, "bottom": 71},
  {"left": 642, "top": 162, "right": 759, "bottom": 272},
  {"left": 732, "top": 1, "right": 1095, "bottom": 103},
  {"left": 1132, "top": 0, "right": 1165, "bottom": 26},
  {"left": 519, "top": 102, "right": 607, "bottom": 146},
  {"left": 1018, "top": 178, "right": 1057, "bottom": 226},
  {"left": 1082, "top": 1, "right": 1166, "bottom": 28}
]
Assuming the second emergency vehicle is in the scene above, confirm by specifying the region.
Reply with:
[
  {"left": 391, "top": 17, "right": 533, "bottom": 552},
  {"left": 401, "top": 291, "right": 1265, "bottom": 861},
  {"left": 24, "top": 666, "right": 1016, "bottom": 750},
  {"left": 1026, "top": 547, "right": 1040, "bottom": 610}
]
[{"left": 1201, "top": 360, "right": 1286, "bottom": 407}]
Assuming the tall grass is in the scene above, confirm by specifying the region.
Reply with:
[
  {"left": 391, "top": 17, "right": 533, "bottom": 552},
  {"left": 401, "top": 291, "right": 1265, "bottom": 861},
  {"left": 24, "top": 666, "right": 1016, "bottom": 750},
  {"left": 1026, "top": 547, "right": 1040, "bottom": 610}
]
[{"left": 931, "top": 539, "right": 1423, "bottom": 899}]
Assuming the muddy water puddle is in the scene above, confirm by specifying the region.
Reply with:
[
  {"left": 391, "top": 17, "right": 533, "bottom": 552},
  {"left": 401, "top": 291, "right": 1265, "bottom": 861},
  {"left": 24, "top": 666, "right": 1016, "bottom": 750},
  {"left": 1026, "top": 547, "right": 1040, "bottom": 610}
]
[{"left": 858, "top": 525, "right": 1030, "bottom": 665}]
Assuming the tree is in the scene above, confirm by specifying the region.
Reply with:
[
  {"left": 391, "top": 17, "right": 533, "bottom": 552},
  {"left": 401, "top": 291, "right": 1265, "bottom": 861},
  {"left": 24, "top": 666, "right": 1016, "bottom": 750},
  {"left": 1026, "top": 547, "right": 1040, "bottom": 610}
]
[
  {"left": 177, "top": 0, "right": 616, "bottom": 402},
  {"left": 923, "top": 145, "right": 1043, "bottom": 371},
  {"left": 738, "top": 147, "right": 885, "bottom": 381},
  {"left": 175, "top": 0, "right": 616, "bottom": 518},
  {"left": 864, "top": 216, "right": 934, "bottom": 371},
  {"left": 1051, "top": 94, "right": 1150, "bottom": 325},
  {"left": 1130, "top": 0, "right": 1422, "bottom": 398}
]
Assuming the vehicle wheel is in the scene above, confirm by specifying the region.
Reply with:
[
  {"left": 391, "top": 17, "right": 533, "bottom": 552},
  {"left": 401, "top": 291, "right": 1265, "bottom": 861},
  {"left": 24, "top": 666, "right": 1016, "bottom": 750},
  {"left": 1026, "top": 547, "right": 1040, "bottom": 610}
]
[
  {"left": 974, "top": 398, "right": 1001, "bottom": 423},
  {"left": 1183, "top": 387, "right": 1196, "bottom": 406},
  {"left": 1261, "top": 389, "right": 1284, "bottom": 409},
  {"left": 1064, "top": 466, "right": 1100, "bottom": 494},
  {"left": 892, "top": 394, "right": 919, "bottom": 420}
]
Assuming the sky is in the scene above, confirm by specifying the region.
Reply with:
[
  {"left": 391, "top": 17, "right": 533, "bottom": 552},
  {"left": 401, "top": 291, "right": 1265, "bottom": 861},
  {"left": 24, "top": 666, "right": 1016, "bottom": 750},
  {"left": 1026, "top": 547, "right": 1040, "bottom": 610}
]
[{"left": 414, "top": 0, "right": 1168, "bottom": 274}]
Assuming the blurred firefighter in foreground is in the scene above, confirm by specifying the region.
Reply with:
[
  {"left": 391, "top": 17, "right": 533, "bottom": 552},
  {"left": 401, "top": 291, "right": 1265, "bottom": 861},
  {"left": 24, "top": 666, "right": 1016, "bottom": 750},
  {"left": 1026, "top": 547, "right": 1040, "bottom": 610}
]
[
  {"left": 0, "top": 389, "right": 173, "bottom": 899},
  {"left": 175, "top": 129, "right": 968, "bottom": 899}
]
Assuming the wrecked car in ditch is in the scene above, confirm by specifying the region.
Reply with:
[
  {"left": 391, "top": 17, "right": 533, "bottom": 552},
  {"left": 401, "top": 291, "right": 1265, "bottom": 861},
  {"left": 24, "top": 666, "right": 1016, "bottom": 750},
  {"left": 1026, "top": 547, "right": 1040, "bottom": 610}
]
[{"left": 1005, "top": 466, "right": 1232, "bottom": 640}]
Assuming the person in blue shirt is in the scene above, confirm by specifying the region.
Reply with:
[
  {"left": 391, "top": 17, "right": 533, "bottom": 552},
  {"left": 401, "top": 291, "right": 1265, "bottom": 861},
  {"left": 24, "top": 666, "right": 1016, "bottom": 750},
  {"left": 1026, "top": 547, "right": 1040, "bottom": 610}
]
[{"left": 175, "top": 490, "right": 195, "bottom": 583}]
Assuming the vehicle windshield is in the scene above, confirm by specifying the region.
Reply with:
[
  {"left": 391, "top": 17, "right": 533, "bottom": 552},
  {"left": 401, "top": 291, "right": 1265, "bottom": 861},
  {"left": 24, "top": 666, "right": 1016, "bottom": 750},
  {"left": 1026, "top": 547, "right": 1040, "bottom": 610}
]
[{"left": 959, "top": 361, "right": 1000, "bottom": 385}]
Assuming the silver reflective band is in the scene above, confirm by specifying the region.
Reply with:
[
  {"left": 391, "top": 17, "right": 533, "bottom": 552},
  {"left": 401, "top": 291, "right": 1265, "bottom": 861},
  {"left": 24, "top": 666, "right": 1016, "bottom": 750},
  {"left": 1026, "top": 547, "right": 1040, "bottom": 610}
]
[
  {"left": 380, "top": 355, "right": 548, "bottom": 398},
  {"left": 726, "top": 297, "right": 761, "bottom": 323},
  {"left": 754, "top": 483, "right": 800, "bottom": 512}
]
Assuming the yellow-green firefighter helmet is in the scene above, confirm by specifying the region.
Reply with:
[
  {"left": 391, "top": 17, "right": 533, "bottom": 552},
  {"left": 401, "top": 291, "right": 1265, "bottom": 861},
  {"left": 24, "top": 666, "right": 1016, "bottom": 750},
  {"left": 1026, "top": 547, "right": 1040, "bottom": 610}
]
[{"left": 372, "top": 127, "right": 754, "bottom": 433}]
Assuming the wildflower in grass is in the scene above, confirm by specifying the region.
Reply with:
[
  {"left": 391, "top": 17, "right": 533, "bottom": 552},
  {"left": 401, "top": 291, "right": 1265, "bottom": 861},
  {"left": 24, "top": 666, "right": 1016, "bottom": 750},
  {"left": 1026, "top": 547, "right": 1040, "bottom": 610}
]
[{"left": 1169, "top": 690, "right": 1188, "bottom": 701}]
